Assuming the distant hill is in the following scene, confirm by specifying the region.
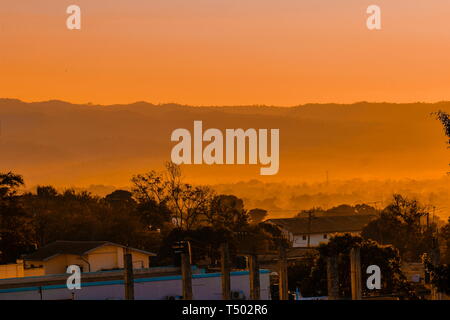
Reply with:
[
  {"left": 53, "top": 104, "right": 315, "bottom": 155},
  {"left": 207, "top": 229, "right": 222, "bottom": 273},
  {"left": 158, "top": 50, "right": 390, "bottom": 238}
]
[{"left": 0, "top": 99, "right": 449, "bottom": 186}]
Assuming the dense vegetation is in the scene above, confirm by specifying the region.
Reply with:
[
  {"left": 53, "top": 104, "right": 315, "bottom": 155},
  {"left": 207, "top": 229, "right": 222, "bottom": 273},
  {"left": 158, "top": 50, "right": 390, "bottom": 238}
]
[
  {"left": 288, "top": 234, "right": 415, "bottom": 299},
  {"left": 0, "top": 164, "right": 283, "bottom": 265}
]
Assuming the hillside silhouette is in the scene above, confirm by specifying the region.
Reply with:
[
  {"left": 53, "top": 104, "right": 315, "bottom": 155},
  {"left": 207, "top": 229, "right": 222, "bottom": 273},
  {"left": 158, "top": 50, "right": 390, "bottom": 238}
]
[{"left": 0, "top": 99, "right": 449, "bottom": 187}]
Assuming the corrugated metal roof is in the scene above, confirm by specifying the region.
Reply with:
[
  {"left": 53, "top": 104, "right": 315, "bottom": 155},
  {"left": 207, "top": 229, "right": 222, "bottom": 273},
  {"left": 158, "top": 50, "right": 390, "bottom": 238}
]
[{"left": 267, "top": 215, "right": 376, "bottom": 235}]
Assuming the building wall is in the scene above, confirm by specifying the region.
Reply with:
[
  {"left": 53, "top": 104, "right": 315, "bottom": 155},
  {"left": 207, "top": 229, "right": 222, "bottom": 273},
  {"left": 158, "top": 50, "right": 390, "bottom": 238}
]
[
  {"left": 292, "top": 232, "right": 361, "bottom": 247},
  {"left": 0, "top": 261, "right": 47, "bottom": 279},
  {"left": 0, "top": 262, "right": 45, "bottom": 279},
  {"left": 0, "top": 271, "right": 271, "bottom": 300},
  {"left": 24, "top": 268, "right": 45, "bottom": 277},
  {"left": 88, "top": 245, "right": 120, "bottom": 272},
  {"left": 27, "top": 255, "right": 89, "bottom": 275},
  {"left": 292, "top": 233, "right": 329, "bottom": 247},
  {"left": 24, "top": 246, "right": 152, "bottom": 275},
  {"left": 131, "top": 252, "right": 150, "bottom": 269},
  {"left": 88, "top": 246, "right": 150, "bottom": 271},
  {"left": 0, "top": 264, "right": 23, "bottom": 279}
]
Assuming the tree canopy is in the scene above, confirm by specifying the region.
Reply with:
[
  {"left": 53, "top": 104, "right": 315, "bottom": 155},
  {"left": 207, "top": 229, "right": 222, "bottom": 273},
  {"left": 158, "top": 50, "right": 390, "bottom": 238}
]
[
  {"left": 362, "top": 194, "right": 435, "bottom": 261},
  {"left": 288, "top": 234, "right": 415, "bottom": 299}
]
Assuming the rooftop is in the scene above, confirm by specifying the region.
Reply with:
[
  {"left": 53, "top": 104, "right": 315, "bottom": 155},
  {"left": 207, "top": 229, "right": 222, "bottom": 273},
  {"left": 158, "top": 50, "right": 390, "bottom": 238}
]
[
  {"left": 267, "top": 214, "right": 376, "bottom": 235},
  {"left": 24, "top": 241, "right": 156, "bottom": 261}
]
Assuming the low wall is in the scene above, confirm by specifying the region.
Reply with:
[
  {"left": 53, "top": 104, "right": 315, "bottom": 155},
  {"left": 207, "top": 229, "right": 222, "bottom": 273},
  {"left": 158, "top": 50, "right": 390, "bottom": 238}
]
[
  {"left": 0, "top": 264, "right": 23, "bottom": 279},
  {"left": 0, "top": 263, "right": 44, "bottom": 280},
  {"left": 0, "top": 270, "right": 271, "bottom": 300}
]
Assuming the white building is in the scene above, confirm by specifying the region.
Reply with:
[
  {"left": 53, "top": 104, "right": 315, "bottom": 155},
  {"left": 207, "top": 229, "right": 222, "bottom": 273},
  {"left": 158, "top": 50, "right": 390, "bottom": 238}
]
[
  {"left": 0, "top": 241, "right": 156, "bottom": 279},
  {"left": 267, "top": 215, "right": 376, "bottom": 248}
]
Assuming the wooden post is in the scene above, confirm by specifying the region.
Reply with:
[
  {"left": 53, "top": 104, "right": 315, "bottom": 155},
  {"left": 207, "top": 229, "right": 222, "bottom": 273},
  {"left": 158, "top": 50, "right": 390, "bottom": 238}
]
[
  {"left": 278, "top": 245, "right": 289, "bottom": 300},
  {"left": 220, "top": 242, "right": 231, "bottom": 300},
  {"left": 430, "top": 244, "right": 443, "bottom": 300},
  {"left": 350, "top": 247, "right": 362, "bottom": 300},
  {"left": 181, "top": 250, "right": 193, "bottom": 300},
  {"left": 248, "top": 254, "right": 260, "bottom": 300},
  {"left": 326, "top": 255, "right": 339, "bottom": 300},
  {"left": 124, "top": 251, "right": 135, "bottom": 300},
  {"left": 307, "top": 212, "right": 312, "bottom": 248}
]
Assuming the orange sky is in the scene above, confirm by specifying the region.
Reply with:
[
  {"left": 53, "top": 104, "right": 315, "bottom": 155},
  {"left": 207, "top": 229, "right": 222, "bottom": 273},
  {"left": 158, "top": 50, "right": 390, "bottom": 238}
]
[{"left": 1, "top": 0, "right": 450, "bottom": 105}]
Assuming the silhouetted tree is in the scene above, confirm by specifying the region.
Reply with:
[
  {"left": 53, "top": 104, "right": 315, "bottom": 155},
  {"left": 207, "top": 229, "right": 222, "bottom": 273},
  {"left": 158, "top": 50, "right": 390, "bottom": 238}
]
[
  {"left": 19, "top": 185, "right": 161, "bottom": 253},
  {"left": 135, "top": 198, "right": 172, "bottom": 232},
  {"left": 105, "top": 190, "right": 135, "bottom": 206},
  {"left": 158, "top": 227, "right": 233, "bottom": 267},
  {"left": 0, "top": 172, "right": 34, "bottom": 263},
  {"left": 21, "top": 185, "right": 59, "bottom": 247},
  {"left": 248, "top": 208, "right": 268, "bottom": 224},
  {"left": 436, "top": 110, "right": 450, "bottom": 171},
  {"left": 439, "top": 218, "right": 450, "bottom": 264},
  {"left": 423, "top": 253, "right": 450, "bottom": 295},
  {"left": 289, "top": 234, "right": 414, "bottom": 298},
  {"left": 207, "top": 195, "right": 248, "bottom": 231},
  {"left": 296, "top": 204, "right": 378, "bottom": 218},
  {"left": 435, "top": 111, "right": 450, "bottom": 144},
  {"left": 362, "top": 194, "right": 434, "bottom": 261},
  {"left": 132, "top": 162, "right": 213, "bottom": 230}
]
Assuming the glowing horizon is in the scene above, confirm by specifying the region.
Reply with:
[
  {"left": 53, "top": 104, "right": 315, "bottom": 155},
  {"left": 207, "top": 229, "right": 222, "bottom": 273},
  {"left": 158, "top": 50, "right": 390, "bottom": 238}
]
[{"left": 2, "top": 0, "right": 450, "bottom": 106}]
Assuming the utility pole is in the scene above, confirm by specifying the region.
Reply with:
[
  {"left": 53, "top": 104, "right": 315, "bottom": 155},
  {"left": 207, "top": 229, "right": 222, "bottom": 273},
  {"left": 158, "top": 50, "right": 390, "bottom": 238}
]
[
  {"left": 124, "top": 249, "right": 135, "bottom": 300},
  {"left": 431, "top": 237, "right": 442, "bottom": 300},
  {"left": 278, "top": 245, "right": 289, "bottom": 300},
  {"left": 350, "top": 247, "right": 362, "bottom": 300},
  {"left": 38, "top": 286, "right": 43, "bottom": 300},
  {"left": 220, "top": 242, "right": 231, "bottom": 300},
  {"left": 181, "top": 243, "right": 193, "bottom": 300},
  {"left": 326, "top": 255, "right": 339, "bottom": 300},
  {"left": 248, "top": 254, "right": 260, "bottom": 300},
  {"left": 307, "top": 211, "right": 312, "bottom": 248},
  {"left": 173, "top": 240, "right": 193, "bottom": 300}
]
